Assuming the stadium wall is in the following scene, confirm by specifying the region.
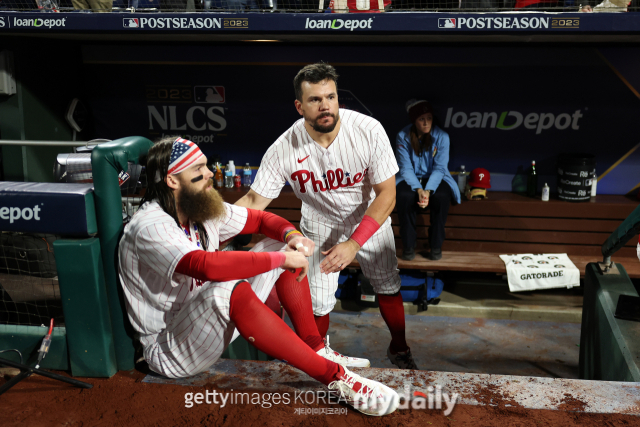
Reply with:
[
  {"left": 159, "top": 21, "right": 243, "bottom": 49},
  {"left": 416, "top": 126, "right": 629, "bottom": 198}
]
[
  {"left": 1, "top": 37, "right": 639, "bottom": 195},
  {"left": 0, "top": 38, "right": 84, "bottom": 182}
]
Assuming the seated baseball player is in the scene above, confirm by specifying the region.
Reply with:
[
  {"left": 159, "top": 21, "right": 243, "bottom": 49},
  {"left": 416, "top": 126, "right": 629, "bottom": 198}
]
[{"left": 118, "top": 137, "right": 399, "bottom": 416}]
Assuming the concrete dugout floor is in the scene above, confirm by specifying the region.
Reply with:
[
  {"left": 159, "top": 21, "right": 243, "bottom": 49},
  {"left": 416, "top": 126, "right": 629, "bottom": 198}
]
[
  {"left": 311, "top": 311, "right": 581, "bottom": 379},
  {"left": 304, "top": 273, "right": 585, "bottom": 379}
]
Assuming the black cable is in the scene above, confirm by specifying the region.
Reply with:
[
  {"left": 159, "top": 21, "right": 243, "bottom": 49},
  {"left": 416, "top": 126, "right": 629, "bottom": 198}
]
[{"left": 0, "top": 349, "right": 24, "bottom": 365}]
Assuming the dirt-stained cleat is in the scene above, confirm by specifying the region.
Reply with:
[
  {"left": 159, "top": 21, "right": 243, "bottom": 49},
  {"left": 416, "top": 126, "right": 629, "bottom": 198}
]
[{"left": 328, "top": 367, "right": 400, "bottom": 416}]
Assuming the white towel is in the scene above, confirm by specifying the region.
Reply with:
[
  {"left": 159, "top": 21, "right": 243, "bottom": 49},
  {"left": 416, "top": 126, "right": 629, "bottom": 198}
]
[{"left": 499, "top": 254, "right": 580, "bottom": 292}]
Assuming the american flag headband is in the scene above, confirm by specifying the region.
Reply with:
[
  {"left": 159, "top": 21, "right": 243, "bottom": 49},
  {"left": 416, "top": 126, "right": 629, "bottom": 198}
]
[{"left": 154, "top": 138, "right": 204, "bottom": 183}]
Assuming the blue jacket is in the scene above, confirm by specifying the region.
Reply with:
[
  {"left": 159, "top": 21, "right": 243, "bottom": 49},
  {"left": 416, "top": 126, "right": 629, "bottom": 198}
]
[{"left": 395, "top": 124, "right": 461, "bottom": 204}]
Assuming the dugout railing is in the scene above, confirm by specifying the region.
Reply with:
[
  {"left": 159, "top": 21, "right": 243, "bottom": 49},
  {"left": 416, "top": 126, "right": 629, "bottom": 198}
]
[{"left": 579, "top": 203, "right": 640, "bottom": 382}]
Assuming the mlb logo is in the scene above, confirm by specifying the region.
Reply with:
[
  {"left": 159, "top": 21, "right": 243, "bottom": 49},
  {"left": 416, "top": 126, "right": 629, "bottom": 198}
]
[
  {"left": 124, "top": 18, "right": 139, "bottom": 28},
  {"left": 118, "top": 170, "right": 131, "bottom": 186},
  {"left": 194, "top": 86, "right": 226, "bottom": 104},
  {"left": 438, "top": 18, "right": 456, "bottom": 28}
]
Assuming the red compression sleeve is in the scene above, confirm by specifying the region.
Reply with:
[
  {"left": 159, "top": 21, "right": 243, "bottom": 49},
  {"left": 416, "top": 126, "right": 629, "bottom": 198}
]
[
  {"left": 350, "top": 215, "right": 381, "bottom": 248},
  {"left": 242, "top": 208, "right": 297, "bottom": 242},
  {"left": 176, "top": 250, "right": 286, "bottom": 283}
]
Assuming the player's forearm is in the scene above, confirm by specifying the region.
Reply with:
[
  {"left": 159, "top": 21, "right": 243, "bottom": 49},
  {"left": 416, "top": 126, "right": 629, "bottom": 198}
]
[
  {"left": 242, "top": 208, "right": 298, "bottom": 243},
  {"left": 175, "top": 250, "right": 285, "bottom": 282},
  {"left": 235, "top": 189, "right": 272, "bottom": 211},
  {"left": 362, "top": 190, "right": 396, "bottom": 225},
  {"left": 348, "top": 190, "right": 395, "bottom": 249}
]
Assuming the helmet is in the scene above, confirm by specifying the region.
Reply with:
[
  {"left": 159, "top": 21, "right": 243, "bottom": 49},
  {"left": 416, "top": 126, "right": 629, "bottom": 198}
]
[{"left": 468, "top": 168, "right": 491, "bottom": 189}]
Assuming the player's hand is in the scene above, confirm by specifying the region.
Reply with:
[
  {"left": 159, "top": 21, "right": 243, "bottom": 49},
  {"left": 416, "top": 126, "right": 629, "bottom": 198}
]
[
  {"left": 287, "top": 235, "right": 315, "bottom": 257},
  {"left": 282, "top": 251, "right": 309, "bottom": 282},
  {"left": 320, "top": 239, "right": 360, "bottom": 274},
  {"left": 417, "top": 189, "right": 430, "bottom": 209}
]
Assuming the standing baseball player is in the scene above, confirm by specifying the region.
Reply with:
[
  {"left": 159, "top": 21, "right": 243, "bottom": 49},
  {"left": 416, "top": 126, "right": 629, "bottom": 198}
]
[
  {"left": 235, "top": 63, "right": 418, "bottom": 370},
  {"left": 118, "top": 137, "right": 399, "bottom": 416}
]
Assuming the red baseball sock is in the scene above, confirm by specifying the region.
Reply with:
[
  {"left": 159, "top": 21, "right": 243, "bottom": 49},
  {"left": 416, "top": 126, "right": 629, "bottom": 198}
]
[
  {"left": 378, "top": 293, "right": 409, "bottom": 353},
  {"left": 314, "top": 313, "right": 330, "bottom": 338},
  {"left": 229, "top": 281, "right": 341, "bottom": 386},
  {"left": 275, "top": 270, "right": 324, "bottom": 352}
]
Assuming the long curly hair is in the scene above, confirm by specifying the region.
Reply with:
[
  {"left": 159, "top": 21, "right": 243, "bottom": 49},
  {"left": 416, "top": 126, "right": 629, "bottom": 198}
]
[{"left": 140, "top": 136, "right": 209, "bottom": 249}]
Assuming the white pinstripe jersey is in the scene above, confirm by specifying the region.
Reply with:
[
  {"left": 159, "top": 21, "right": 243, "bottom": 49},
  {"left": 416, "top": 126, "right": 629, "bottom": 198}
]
[
  {"left": 118, "top": 200, "right": 249, "bottom": 338},
  {"left": 252, "top": 109, "right": 399, "bottom": 226}
]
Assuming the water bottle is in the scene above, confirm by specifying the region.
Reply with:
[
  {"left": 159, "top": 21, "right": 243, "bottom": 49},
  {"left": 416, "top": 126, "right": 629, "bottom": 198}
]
[
  {"left": 542, "top": 183, "right": 550, "bottom": 202},
  {"left": 457, "top": 165, "right": 467, "bottom": 193},
  {"left": 243, "top": 163, "right": 252, "bottom": 187},
  {"left": 228, "top": 160, "right": 235, "bottom": 177},
  {"left": 225, "top": 170, "right": 234, "bottom": 188},
  {"left": 215, "top": 163, "right": 223, "bottom": 188},
  {"left": 591, "top": 173, "right": 597, "bottom": 197}
]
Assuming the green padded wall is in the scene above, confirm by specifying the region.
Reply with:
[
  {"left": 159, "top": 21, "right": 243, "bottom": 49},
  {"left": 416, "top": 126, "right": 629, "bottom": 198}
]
[
  {"left": 0, "top": 324, "right": 68, "bottom": 370},
  {"left": 579, "top": 263, "right": 640, "bottom": 382},
  {"left": 91, "top": 137, "right": 153, "bottom": 371},
  {"left": 54, "top": 238, "right": 117, "bottom": 377}
]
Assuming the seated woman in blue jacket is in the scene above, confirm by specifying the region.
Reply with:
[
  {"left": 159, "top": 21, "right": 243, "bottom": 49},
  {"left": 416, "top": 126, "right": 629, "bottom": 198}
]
[{"left": 395, "top": 100, "right": 461, "bottom": 261}]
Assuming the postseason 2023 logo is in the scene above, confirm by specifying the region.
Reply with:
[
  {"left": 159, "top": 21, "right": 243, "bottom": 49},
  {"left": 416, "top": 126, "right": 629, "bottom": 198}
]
[{"left": 438, "top": 16, "right": 551, "bottom": 29}]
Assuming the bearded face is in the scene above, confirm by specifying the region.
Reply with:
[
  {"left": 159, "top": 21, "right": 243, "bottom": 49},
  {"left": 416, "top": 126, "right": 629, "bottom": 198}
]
[
  {"left": 297, "top": 79, "right": 341, "bottom": 135},
  {"left": 176, "top": 177, "right": 226, "bottom": 224},
  {"left": 309, "top": 110, "right": 340, "bottom": 134}
]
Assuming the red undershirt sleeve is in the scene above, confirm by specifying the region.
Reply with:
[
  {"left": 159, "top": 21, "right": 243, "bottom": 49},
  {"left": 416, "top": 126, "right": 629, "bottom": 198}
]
[
  {"left": 241, "top": 208, "right": 296, "bottom": 242},
  {"left": 175, "top": 250, "right": 286, "bottom": 283}
]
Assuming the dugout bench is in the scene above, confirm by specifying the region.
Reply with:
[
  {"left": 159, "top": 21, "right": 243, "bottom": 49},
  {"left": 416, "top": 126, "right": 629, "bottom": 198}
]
[{"left": 220, "top": 187, "right": 640, "bottom": 279}]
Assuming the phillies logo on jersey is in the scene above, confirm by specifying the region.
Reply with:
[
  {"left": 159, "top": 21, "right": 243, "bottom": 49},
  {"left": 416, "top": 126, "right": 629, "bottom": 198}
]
[{"left": 290, "top": 168, "right": 368, "bottom": 193}]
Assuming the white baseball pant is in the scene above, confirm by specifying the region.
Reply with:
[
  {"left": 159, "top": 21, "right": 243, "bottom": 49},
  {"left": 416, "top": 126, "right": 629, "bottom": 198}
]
[
  {"left": 143, "top": 238, "right": 286, "bottom": 379},
  {"left": 301, "top": 217, "right": 401, "bottom": 316}
]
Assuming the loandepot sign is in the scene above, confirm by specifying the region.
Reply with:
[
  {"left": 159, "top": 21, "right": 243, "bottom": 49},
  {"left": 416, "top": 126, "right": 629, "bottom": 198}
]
[
  {"left": 12, "top": 17, "right": 68, "bottom": 28},
  {"left": 444, "top": 108, "right": 584, "bottom": 134},
  {"left": 305, "top": 18, "right": 373, "bottom": 31}
]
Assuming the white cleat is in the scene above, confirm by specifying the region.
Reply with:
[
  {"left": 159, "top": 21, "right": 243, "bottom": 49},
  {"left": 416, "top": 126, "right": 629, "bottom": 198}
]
[
  {"left": 328, "top": 366, "right": 400, "bottom": 416},
  {"left": 317, "top": 336, "right": 370, "bottom": 368}
]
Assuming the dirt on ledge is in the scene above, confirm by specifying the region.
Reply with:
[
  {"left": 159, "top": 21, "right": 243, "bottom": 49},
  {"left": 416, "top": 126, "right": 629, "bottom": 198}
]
[{"left": 0, "top": 369, "right": 638, "bottom": 427}]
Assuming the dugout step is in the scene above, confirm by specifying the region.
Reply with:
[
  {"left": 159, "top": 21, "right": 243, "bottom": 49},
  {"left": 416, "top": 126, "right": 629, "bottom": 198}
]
[{"left": 142, "top": 358, "right": 640, "bottom": 415}]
